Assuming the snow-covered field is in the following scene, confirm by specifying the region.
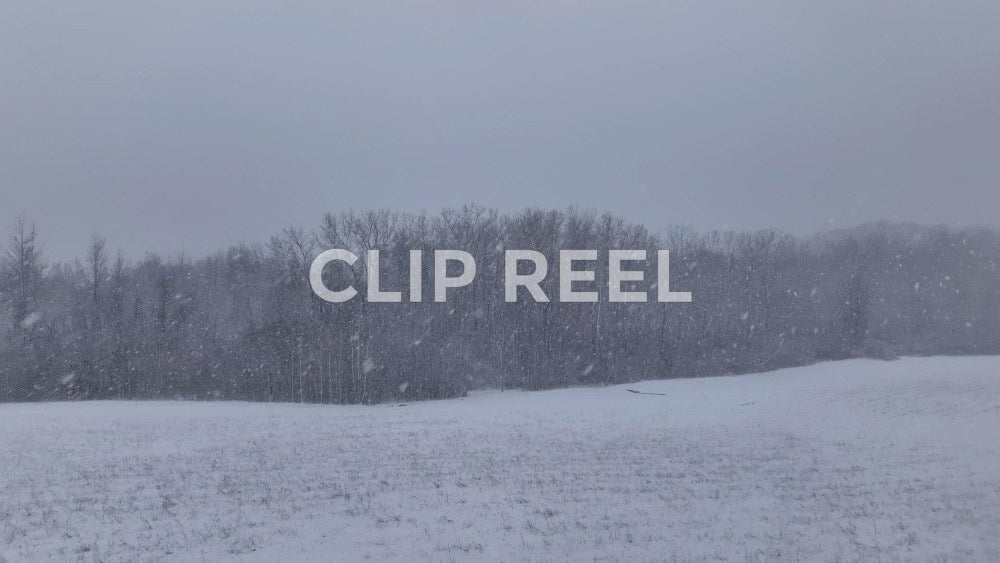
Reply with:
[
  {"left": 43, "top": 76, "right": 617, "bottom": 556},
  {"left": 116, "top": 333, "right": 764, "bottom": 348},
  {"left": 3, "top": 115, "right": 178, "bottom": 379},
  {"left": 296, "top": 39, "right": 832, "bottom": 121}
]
[{"left": 1, "top": 356, "right": 999, "bottom": 562}]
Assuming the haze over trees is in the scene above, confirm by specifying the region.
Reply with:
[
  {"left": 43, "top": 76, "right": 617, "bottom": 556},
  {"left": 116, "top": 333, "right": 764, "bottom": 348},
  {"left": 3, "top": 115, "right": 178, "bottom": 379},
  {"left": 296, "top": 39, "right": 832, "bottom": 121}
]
[{"left": 2, "top": 206, "right": 998, "bottom": 404}]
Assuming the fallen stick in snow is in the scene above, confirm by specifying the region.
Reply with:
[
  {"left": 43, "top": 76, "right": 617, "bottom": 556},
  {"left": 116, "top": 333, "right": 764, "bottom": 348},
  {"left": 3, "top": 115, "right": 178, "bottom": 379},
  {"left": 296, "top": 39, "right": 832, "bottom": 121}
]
[{"left": 625, "top": 389, "right": 668, "bottom": 396}]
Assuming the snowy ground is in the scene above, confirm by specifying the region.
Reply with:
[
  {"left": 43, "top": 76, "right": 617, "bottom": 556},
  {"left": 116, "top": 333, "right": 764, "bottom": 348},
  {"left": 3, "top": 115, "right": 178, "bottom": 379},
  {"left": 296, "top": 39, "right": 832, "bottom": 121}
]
[{"left": 1, "top": 356, "right": 999, "bottom": 562}]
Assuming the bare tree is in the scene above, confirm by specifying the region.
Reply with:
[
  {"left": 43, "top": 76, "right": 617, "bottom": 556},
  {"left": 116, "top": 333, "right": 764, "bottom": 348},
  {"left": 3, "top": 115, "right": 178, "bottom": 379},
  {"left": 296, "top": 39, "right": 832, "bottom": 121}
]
[{"left": 5, "top": 217, "right": 43, "bottom": 329}]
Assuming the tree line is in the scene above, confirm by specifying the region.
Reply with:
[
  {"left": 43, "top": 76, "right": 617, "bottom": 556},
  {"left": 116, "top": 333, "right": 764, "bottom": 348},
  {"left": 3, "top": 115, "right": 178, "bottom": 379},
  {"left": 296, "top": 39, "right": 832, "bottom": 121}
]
[{"left": 2, "top": 206, "right": 998, "bottom": 404}]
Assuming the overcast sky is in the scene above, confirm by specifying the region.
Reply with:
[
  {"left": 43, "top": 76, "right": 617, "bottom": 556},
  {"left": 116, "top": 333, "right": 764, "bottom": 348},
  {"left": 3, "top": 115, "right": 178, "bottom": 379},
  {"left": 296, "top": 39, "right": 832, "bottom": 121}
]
[{"left": 2, "top": 1, "right": 999, "bottom": 262}]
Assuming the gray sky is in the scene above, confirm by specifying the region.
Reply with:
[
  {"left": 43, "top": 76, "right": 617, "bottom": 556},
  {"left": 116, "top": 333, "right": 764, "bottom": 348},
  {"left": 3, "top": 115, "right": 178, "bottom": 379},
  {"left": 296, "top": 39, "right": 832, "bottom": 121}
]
[{"left": 2, "top": 1, "right": 999, "bottom": 262}]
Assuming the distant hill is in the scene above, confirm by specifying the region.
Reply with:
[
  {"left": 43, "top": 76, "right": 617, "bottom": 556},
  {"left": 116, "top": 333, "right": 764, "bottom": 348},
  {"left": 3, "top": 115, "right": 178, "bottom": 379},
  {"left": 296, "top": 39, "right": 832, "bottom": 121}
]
[{"left": 808, "top": 220, "right": 997, "bottom": 252}]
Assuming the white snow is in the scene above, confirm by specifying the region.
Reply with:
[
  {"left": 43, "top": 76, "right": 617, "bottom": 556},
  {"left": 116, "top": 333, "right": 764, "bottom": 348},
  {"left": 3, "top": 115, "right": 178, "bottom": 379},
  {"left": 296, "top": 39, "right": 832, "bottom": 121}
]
[{"left": 2, "top": 356, "right": 999, "bottom": 561}]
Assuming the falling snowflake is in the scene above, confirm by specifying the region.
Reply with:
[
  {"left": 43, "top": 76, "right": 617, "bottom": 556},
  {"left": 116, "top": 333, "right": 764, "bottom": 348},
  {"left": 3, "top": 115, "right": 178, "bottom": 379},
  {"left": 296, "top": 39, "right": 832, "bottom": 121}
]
[
  {"left": 20, "top": 312, "right": 42, "bottom": 329},
  {"left": 362, "top": 357, "right": 376, "bottom": 374}
]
